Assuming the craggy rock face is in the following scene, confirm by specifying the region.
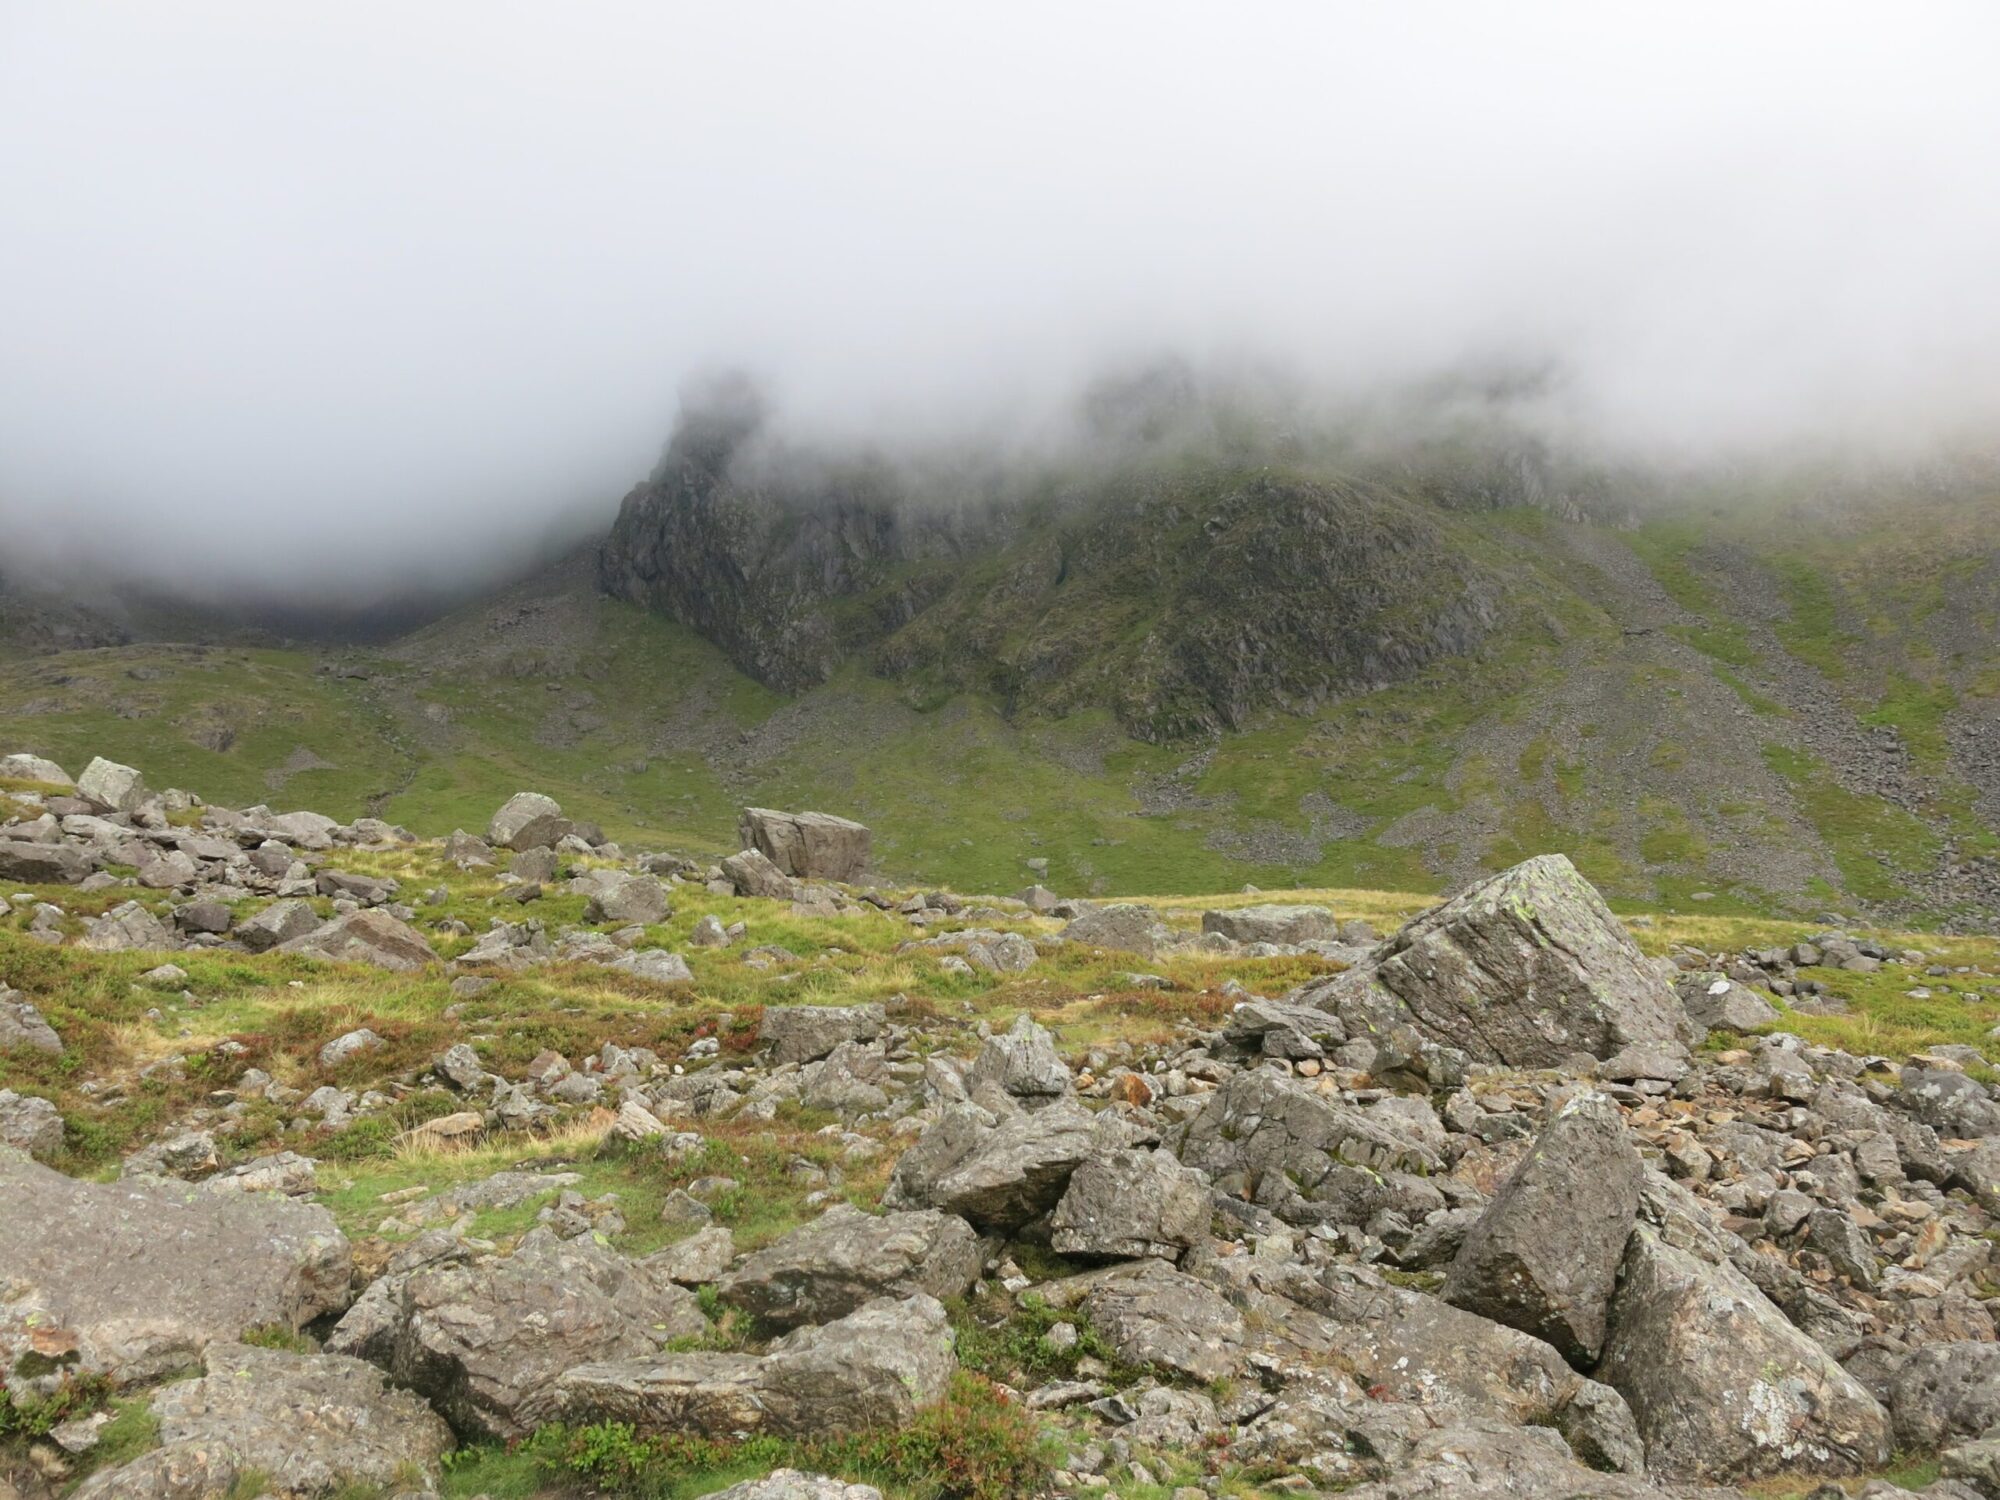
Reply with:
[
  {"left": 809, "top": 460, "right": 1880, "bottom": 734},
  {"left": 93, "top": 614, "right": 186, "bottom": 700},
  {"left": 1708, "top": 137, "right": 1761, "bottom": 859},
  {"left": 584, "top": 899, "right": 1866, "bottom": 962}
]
[{"left": 1298, "top": 853, "right": 1695, "bottom": 1066}]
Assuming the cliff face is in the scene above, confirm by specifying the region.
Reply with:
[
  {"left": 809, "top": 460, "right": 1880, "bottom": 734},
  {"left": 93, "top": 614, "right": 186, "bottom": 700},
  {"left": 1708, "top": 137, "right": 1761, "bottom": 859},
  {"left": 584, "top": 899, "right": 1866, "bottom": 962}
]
[{"left": 598, "top": 416, "right": 1499, "bottom": 740}]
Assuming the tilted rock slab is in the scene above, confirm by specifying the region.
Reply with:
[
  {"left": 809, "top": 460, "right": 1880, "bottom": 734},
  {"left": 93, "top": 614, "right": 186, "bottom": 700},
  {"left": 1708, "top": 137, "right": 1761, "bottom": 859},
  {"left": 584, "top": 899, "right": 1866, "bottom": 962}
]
[
  {"left": 0, "top": 1148, "right": 351, "bottom": 1390},
  {"left": 717, "top": 1203, "right": 984, "bottom": 1329},
  {"left": 1293, "top": 854, "right": 1693, "bottom": 1066},
  {"left": 281, "top": 908, "right": 439, "bottom": 972}
]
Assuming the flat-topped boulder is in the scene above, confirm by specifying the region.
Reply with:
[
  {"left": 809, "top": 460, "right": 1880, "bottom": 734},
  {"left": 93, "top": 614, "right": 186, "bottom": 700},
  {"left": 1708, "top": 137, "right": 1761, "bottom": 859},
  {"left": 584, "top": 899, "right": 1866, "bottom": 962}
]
[
  {"left": 739, "top": 807, "right": 871, "bottom": 881},
  {"left": 0, "top": 1147, "right": 351, "bottom": 1388},
  {"left": 1293, "top": 854, "right": 1693, "bottom": 1066},
  {"left": 281, "top": 908, "right": 439, "bottom": 972},
  {"left": 1201, "top": 903, "right": 1340, "bottom": 944}
]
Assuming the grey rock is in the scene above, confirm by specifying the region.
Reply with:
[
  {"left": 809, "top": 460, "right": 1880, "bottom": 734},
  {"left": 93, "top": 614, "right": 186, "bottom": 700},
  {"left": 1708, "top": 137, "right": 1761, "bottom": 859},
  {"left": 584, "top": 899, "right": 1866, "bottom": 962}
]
[
  {"left": 1074, "top": 1262, "right": 1245, "bottom": 1383},
  {"left": 722, "top": 846, "right": 798, "bottom": 899},
  {"left": 487, "top": 791, "right": 563, "bottom": 848},
  {"left": 0, "top": 996, "right": 62, "bottom": 1055},
  {"left": 585, "top": 872, "right": 671, "bottom": 925},
  {"left": 1887, "top": 1341, "right": 2000, "bottom": 1451},
  {"left": 1050, "top": 1147, "right": 1210, "bottom": 1261},
  {"left": 966, "top": 1013, "right": 1070, "bottom": 1105},
  {"left": 237, "top": 897, "right": 322, "bottom": 952},
  {"left": 883, "top": 1098, "right": 1124, "bottom": 1230},
  {"left": 1201, "top": 903, "right": 1340, "bottom": 944},
  {"left": 757, "top": 1293, "right": 956, "bottom": 1432},
  {"left": 718, "top": 1204, "right": 983, "bottom": 1328},
  {"left": 77, "top": 899, "right": 174, "bottom": 952},
  {"left": 0, "top": 838, "right": 91, "bottom": 884},
  {"left": 1597, "top": 1227, "right": 1890, "bottom": 1480},
  {"left": 1442, "top": 1091, "right": 1642, "bottom": 1364},
  {"left": 76, "top": 756, "right": 149, "bottom": 813},
  {"left": 0, "top": 752, "right": 72, "bottom": 786},
  {"left": 1294, "top": 855, "right": 1694, "bottom": 1066},
  {"left": 281, "top": 909, "right": 439, "bottom": 972},
  {"left": 645, "top": 1226, "right": 736, "bottom": 1286},
  {"left": 739, "top": 808, "right": 872, "bottom": 882},
  {"left": 0, "top": 1090, "right": 63, "bottom": 1160},
  {"left": 613, "top": 948, "right": 694, "bottom": 984},
  {"left": 1062, "top": 903, "right": 1174, "bottom": 958},
  {"left": 318, "top": 1027, "right": 383, "bottom": 1067},
  {"left": 1677, "top": 969, "right": 1782, "bottom": 1034},
  {"left": 704, "top": 1474, "right": 882, "bottom": 1500},
  {"left": 0, "top": 1147, "right": 350, "bottom": 1388},
  {"left": 761, "top": 1003, "right": 885, "bottom": 1066}
]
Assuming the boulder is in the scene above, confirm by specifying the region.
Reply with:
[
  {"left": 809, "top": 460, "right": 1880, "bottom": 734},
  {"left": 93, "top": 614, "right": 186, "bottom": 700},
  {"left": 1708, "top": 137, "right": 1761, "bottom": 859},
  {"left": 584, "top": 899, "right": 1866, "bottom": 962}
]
[
  {"left": 1061, "top": 903, "right": 1174, "bottom": 958},
  {"left": 584, "top": 872, "right": 671, "bottom": 925},
  {"left": 71, "top": 1341, "right": 453, "bottom": 1500},
  {"left": 884, "top": 1099, "right": 1124, "bottom": 1230},
  {"left": 717, "top": 1204, "right": 983, "bottom": 1329},
  {"left": 613, "top": 948, "right": 694, "bottom": 984},
  {"left": 966, "top": 1013, "right": 1071, "bottom": 1106},
  {"left": 136, "top": 849, "right": 198, "bottom": 889},
  {"left": 1050, "top": 1148, "right": 1210, "bottom": 1261},
  {"left": 0, "top": 1090, "right": 63, "bottom": 1160},
  {"left": 1887, "top": 1342, "right": 2000, "bottom": 1452},
  {"left": 706, "top": 1475, "right": 883, "bottom": 1500},
  {"left": 0, "top": 995, "right": 62, "bottom": 1055},
  {"left": 1676, "top": 969, "right": 1782, "bottom": 1034},
  {"left": 722, "top": 846, "right": 798, "bottom": 900},
  {"left": 1173, "top": 1070, "right": 1443, "bottom": 1227},
  {"left": 281, "top": 909, "right": 439, "bottom": 972},
  {"left": 1293, "top": 855, "right": 1693, "bottom": 1066},
  {"left": 1200, "top": 903, "right": 1340, "bottom": 944},
  {"left": 0, "top": 838, "right": 91, "bottom": 884},
  {"left": 1442, "top": 1091, "right": 1642, "bottom": 1364},
  {"left": 1597, "top": 1227, "right": 1890, "bottom": 1480},
  {"left": 325, "top": 1226, "right": 704, "bottom": 1440},
  {"left": 761, "top": 1004, "right": 886, "bottom": 1066},
  {"left": 0, "top": 1147, "right": 350, "bottom": 1388},
  {"left": 739, "top": 808, "right": 872, "bottom": 882},
  {"left": 1072, "top": 1262, "right": 1245, "bottom": 1383},
  {"left": 77, "top": 899, "right": 175, "bottom": 952},
  {"left": 1217, "top": 999, "right": 1344, "bottom": 1061},
  {"left": 236, "top": 897, "right": 322, "bottom": 953},
  {"left": 487, "top": 791, "right": 563, "bottom": 848},
  {"left": 76, "top": 756, "right": 149, "bottom": 813},
  {"left": 1329, "top": 1419, "right": 1736, "bottom": 1500},
  {"left": 646, "top": 1226, "right": 736, "bottom": 1286},
  {"left": 0, "top": 752, "right": 72, "bottom": 787}
]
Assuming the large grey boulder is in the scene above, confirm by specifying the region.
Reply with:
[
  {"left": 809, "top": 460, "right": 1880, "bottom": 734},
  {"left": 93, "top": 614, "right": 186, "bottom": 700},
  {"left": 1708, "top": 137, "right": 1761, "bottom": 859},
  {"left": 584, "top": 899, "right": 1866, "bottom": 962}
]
[
  {"left": 1217, "top": 999, "right": 1345, "bottom": 1061},
  {"left": 281, "top": 908, "right": 439, "bottom": 972},
  {"left": 1072, "top": 1262, "right": 1245, "bottom": 1383},
  {"left": 0, "top": 752, "right": 72, "bottom": 786},
  {"left": 584, "top": 871, "right": 671, "bottom": 925},
  {"left": 757, "top": 1293, "right": 957, "bottom": 1432},
  {"left": 76, "top": 755, "right": 149, "bottom": 813},
  {"left": 716, "top": 1204, "right": 984, "bottom": 1329},
  {"left": 1597, "top": 1228, "right": 1890, "bottom": 1480},
  {"left": 1442, "top": 1091, "right": 1642, "bottom": 1364},
  {"left": 0, "top": 838, "right": 90, "bottom": 884},
  {"left": 236, "top": 897, "right": 322, "bottom": 952},
  {"left": 326, "top": 1226, "right": 704, "bottom": 1440},
  {"left": 1201, "top": 903, "right": 1339, "bottom": 944},
  {"left": 0, "top": 1147, "right": 351, "bottom": 1389},
  {"left": 1293, "top": 855, "right": 1693, "bottom": 1066},
  {"left": 1888, "top": 1342, "right": 2000, "bottom": 1452},
  {"left": 77, "top": 899, "right": 175, "bottom": 952},
  {"left": 487, "top": 791, "right": 563, "bottom": 848},
  {"left": 1061, "top": 903, "right": 1174, "bottom": 958},
  {"left": 722, "top": 846, "right": 798, "bottom": 899},
  {"left": 739, "top": 807, "right": 872, "bottom": 882},
  {"left": 1328, "top": 1419, "right": 1739, "bottom": 1500},
  {"left": 0, "top": 1090, "right": 63, "bottom": 1160},
  {"left": 549, "top": 1294, "right": 955, "bottom": 1437},
  {"left": 966, "top": 1013, "right": 1071, "bottom": 1106},
  {"left": 1050, "top": 1148, "right": 1209, "bottom": 1261},
  {"left": 761, "top": 1004, "right": 886, "bottom": 1066},
  {"left": 1173, "top": 1070, "right": 1443, "bottom": 1227},
  {"left": 883, "top": 1098, "right": 1127, "bottom": 1230},
  {"left": 1677, "top": 969, "right": 1782, "bottom": 1034},
  {"left": 0, "top": 995, "right": 62, "bottom": 1055},
  {"left": 71, "top": 1341, "right": 453, "bottom": 1500}
]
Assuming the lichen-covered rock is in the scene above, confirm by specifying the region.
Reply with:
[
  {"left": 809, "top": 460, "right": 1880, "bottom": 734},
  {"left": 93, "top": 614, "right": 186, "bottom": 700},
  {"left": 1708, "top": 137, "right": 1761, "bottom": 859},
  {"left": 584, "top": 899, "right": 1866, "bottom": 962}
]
[
  {"left": 1597, "top": 1228, "right": 1890, "bottom": 1480},
  {"left": 0, "top": 1147, "right": 351, "bottom": 1389},
  {"left": 883, "top": 1099, "right": 1128, "bottom": 1230},
  {"left": 236, "top": 897, "right": 322, "bottom": 952},
  {"left": 326, "top": 1226, "right": 704, "bottom": 1440},
  {"left": 281, "top": 908, "right": 439, "bottom": 972},
  {"left": 717, "top": 1204, "right": 983, "bottom": 1329},
  {"left": 1442, "top": 1091, "right": 1641, "bottom": 1364},
  {"left": 1676, "top": 969, "right": 1782, "bottom": 1035},
  {"left": 1061, "top": 903, "right": 1174, "bottom": 959},
  {"left": 76, "top": 755, "right": 149, "bottom": 813},
  {"left": 0, "top": 1090, "right": 63, "bottom": 1160},
  {"left": 584, "top": 871, "right": 671, "bottom": 925},
  {"left": 0, "top": 752, "right": 72, "bottom": 786},
  {"left": 705, "top": 1474, "right": 883, "bottom": 1500},
  {"left": 1071, "top": 1262, "right": 1245, "bottom": 1383},
  {"left": 487, "top": 791, "right": 563, "bottom": 848},
  {"left": 739, "top": 808, "right": 872, "bottom": 881},
  {"left": 71, "top": 1341, "right": 453, "bottom": 1499},
  {"left": 1294, "top": 855, "right": 1693, "bottom": 1066},
  {"left": 966, "top": 1013, "right": 1071, "bottom": 1106},
  {"left": 1887, "top": 1341, "right": 2000, "bottom": 1452},
  {"left": 1050, "top": 1148, "right": 1210, "bottom": 1261},
  {"left": 1200, "top": 904, "right": 1340, "bottom": 944},
  {"left": 78, "top": 899, "right": 174, "bottom": 952}
]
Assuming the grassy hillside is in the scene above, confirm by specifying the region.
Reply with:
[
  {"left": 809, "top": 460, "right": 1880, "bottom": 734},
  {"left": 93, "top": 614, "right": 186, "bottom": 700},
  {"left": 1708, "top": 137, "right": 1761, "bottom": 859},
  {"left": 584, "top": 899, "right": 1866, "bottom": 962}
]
[{"left": 4, "top": 477, "right": 1996, "bottom": 926}]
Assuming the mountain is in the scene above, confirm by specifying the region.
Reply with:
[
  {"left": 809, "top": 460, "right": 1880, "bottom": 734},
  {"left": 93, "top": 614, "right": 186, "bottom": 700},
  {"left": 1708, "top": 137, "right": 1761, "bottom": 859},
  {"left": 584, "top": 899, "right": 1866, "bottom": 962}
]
[{"left": 3, "top": 424, "right": 1997, "bottom": 927}]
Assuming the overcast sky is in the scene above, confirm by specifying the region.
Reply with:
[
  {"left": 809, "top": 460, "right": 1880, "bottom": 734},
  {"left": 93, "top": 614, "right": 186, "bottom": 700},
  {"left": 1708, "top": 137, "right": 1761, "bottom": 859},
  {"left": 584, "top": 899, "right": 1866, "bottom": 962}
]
[{"left": 3, "top": 3, "right": 1998, "bottom": 599}]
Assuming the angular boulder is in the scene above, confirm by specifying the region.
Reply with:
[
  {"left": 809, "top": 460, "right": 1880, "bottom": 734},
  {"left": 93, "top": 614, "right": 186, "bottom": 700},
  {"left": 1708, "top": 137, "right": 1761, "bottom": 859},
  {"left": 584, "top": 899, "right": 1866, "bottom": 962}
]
[
  {"left": 883, "top": 1099, "right": 1121, "bottom": 1230},
  {"left": 1075, "top": 1262, "right": 1245, "bottom": 1383},
  {"left": 236, "top": 897, "right": 323, "bottom": 953},
  {"left": 1887, "top": 1341, "right": 2000, "bottom": 1452},
  {"left": 0, "top": 1147, "right": 351, "bottom": 1388},
  {"left": 1293, "top": 855, "right": 1693, "bottom": 1066},
  {"left": 584, "top": 871, "right": 670, "bottom": 925},
  {"left": 0, "top": 1090, "right": 63, "bottom": 1160},
  {"left": 1597, "top": 1228, "right": 1890, "bottom": 1480},
  {"left": 966, "top": 1013, "right": 1071, "bottom": 1106},
  {"left": 757, "top": 1293, "right": 957, "bottom": 1433},
  {"left": 760, "top": 1004, "right": 885, "bottom": 1066},
  {"left": 1061, "top": 903, "right": 1174, "bottom": 959},
  {"left": 487, "top": 791, "right": 563, "bottom": 848},
  {"left": 1442, "top": 1091, "right": 1642, "bottom": 1364},
  {"left": 1200, "top": 903, "right": 1340, "bottom": 944},
  {"left": 1676, "top": 969, "right": 1782, "bottom": 1035},
  {"left": 281, "top": 909, "right": 439, "bottom": 972},
  {"left": 722, "top": 846, "right": 798, "bottom": 900},
  {"left": 0, "top": 838, "right": 91, "bottom": 884},
  {"left": 0, "top": 752, "right": 72, "bottom": 787},
  {"left": 739, "top": 808, "right": 872, "bottom": 882},
  {"left": 1050, "top": 1148, "right": 1210, "bottom": 1261},
  {"left": 77, "top": 755, "right": 149, "bottom": 813},
  {"left": 77, "top": 899, "right": 174, "bottom": 952},
  {"left": 325, "top": 1226, "right": 704, "bottom": 1440},
  {"left": 0, "top": 995, "right": 63, "bottom": 1055},
  {"left": 717, "top": 1204, "right": 984, "bottom": 1329},
  {"left": 72, "top": 1341, "right": 453, "bottom": 1499}
]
